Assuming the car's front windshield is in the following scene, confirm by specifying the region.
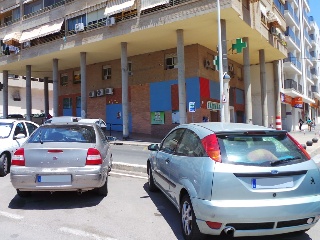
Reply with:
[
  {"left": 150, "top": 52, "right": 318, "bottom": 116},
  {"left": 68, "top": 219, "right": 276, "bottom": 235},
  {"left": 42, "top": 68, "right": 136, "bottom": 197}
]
[{"left": 0, "top": 123, "right": 13, "bottom": 138}]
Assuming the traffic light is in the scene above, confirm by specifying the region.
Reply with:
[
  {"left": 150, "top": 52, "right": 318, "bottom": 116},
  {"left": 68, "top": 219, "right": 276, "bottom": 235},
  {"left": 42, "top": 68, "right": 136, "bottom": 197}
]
[{"left": 0, "top": 82, "right": 3, "bottom": 91}]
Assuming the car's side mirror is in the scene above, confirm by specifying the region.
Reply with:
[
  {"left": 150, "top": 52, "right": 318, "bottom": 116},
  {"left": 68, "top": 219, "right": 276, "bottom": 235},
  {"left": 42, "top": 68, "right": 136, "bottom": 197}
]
[
  {"left": 14, "top": 133, "right": 26, "bottom": 140},
  {"left": 148, "top": 144, "right": 159, "bottom": 151}
]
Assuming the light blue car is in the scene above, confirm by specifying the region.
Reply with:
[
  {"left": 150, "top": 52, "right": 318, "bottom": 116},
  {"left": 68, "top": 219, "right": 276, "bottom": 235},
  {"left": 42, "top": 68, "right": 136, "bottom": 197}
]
[{"left": 147, "top": 122, "right": 320, "bottom": 239}]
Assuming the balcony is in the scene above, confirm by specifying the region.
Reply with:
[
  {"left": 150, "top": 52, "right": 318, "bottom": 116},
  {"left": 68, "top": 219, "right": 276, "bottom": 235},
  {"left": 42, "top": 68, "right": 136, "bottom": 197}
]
[
  {"left": 303, "top": 9, "right": 311, "bottom": 28},
  {"left": 274, "top": 0, "right": 285, "bottom": 16},
  {"left": 284, "top": 55, "right": 302, "bottom": 74},
  {"left": 285, "top": 27, "right": 301, "bottom": 51},
  {"left": 305, "top": 51, "right": 313, "bottom": 66},
  {"left": 311, "top": 68, "right": 318, "bottom": 80},
  {"left": 283, "top": 79, "right": 303, "bottom": 97},
  {"left": 284, "top": 2, "right": 299, "bottom": 28}
]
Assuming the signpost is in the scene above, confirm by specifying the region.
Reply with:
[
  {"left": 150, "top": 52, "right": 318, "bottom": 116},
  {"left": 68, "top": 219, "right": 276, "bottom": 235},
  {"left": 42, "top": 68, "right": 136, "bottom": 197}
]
[{"left": 189, "top": 102, "right": 195, "bottom": 122}]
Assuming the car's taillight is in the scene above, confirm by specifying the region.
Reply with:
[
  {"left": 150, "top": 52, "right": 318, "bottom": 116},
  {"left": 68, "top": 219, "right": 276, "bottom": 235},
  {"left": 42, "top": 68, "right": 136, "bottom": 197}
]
[
  {"left": 12, "top": 148, "right": 25, "bottom": 166},
  {"left": 287, "top": 133, "right": 311, "bottom": 160},
  {"left": 86, "top": 148, "right": 102, "bottom": 165},
  {"left": 201, "top": 134, "right": 221, "bottom": 162}
]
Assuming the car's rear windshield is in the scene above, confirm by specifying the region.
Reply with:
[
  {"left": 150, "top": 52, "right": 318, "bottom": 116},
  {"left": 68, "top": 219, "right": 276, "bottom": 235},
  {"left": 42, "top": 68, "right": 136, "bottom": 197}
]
[
  {"left": 0, "top": 122, "right": 13, "bottom": 138},
  {"left": 217, "top": 133, "right": 308, "bottom": 167},
  {"left": 28, "top": 125, "right": 96, "bottom": 143}
]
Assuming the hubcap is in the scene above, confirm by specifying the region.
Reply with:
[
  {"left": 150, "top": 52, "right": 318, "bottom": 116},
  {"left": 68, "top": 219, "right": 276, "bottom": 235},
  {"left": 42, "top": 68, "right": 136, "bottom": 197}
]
[{"left": 182, "top": 200, "right": 192, "bottom": 235}]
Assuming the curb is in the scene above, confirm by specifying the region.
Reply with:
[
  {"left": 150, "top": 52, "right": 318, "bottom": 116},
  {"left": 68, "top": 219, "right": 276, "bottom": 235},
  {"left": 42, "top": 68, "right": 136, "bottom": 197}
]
[{"left": 112, "top": 161, "right": 147, "bottom": 173}]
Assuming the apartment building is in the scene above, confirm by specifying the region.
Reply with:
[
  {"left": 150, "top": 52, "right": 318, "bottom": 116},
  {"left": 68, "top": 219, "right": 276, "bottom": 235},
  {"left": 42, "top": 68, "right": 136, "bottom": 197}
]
[
  {"left": 0, "top": 0, "right": 287, "bottom": 137},
  {"left": 282, "top": 0, "right": 320, "bottom": 131}
]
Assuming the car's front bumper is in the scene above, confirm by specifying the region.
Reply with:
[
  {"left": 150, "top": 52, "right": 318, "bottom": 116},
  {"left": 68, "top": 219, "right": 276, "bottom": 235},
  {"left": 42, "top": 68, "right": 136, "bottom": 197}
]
[
  {"left": 10, "top": 166, "right": 106, "bottom": 192},
  {"left": 192, "top": 196, "right": 320, "bottom": 237}
]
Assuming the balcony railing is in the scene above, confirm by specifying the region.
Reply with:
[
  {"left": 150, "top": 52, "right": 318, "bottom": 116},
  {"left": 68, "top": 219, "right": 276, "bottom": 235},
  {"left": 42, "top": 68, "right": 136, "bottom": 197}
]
[
  {"left": 298, "top": 84, "right": 303, "bottom": 93},
  {"left": 274, "top": 0, "right": 285, "bottom": 16},
  {"left": 305, "top": 51, "right": 312, "bottom": 61},
  {"left": 284, "top": 79, "right": 297, "bottom": 90},
  {"left": 303, "top": 9, "right": 311, "bottom": 25},
  {"left": 306, "top": 70, "right": 312, "bottom": 79},
  {"left": 285, "top": 27, "right": 301, "bottom": 47},
  {"left": 304, "top": 30, "right": 312, "bottom": 43},
  {"left": 284, "top": 56, "right": 302, "bottom": 70}
]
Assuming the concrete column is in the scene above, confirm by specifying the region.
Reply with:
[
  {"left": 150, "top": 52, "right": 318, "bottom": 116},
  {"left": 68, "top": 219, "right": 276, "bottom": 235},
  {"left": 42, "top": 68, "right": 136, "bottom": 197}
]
[
  {"left": 121, "top": 42, "right": 129, "bottom": 139},
  {"left": 80, "top": 52, "right": 87, "bottom": 118},
  {"left": 259, "top": 49, "right": 268, "bottom": 127},
  {"left": 221, "top": 19, "right": 230, "bottom": 122},
  {"left": 274, "top": 60, "right": 282, "bottom": 130},
  {"left": 26, "top": 65, "right": 32, "bottom": 121},
  {"left": 2, "top": 70, "right": 8, "bottom": 118},
  {"left": 243, "top": 37, "right": 252, "bottom": 124},
  {"left": 52, "top": 59, "right": 59, "bottom": 117},
  {"left": 44, "top": 77, "right": 49, "bottom": 117},
  {"left": 177, "top": 29, "right": 187, "bottom": 124}
]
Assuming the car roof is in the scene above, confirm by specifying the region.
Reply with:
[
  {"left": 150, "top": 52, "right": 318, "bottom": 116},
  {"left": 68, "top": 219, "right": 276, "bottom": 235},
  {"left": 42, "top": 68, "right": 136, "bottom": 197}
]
[
  {"left": 0, "top": 119, "right": 39, "bottom": 126},
  {"left": 179, "top": 122, "right": 282, "bottom": 132},
  {"left": 44, "top": 116, "right": 81, "bottom": 123},
  {"left": 78, "top": 118, "right": 105, "bottom": 123}
]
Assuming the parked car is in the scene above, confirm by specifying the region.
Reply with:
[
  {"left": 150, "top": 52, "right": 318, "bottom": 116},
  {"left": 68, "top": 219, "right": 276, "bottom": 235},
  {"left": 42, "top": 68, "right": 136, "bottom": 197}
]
[
  {"left": 43, "top": 116, "right": 81, "bottom": 124},
  {"left": 147, "top": 122, "right": 320, "bottom": 239},
  {"left": 10, "top": 122, "right": 112, "bottom": 197},
  {"left": 6, "top": 114, "right": 25, "bottom": 119},
  {"left": 78, "top": 118, "right": 108, "bottom": 135},
  {"left": 0, "top": 119, "right": 39, "bottom": 177}
]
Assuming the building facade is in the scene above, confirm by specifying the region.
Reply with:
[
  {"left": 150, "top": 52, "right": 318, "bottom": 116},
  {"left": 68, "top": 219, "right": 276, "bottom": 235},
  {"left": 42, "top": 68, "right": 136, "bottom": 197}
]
[{"left": 0, "top": 0, "right": 288, "bottom": 137}]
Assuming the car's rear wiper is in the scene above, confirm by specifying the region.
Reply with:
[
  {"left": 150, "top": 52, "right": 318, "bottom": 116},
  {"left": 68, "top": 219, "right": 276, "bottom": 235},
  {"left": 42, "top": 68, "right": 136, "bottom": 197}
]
[{"left": 270, "top": 157, "right": 301, "bottom": 166}]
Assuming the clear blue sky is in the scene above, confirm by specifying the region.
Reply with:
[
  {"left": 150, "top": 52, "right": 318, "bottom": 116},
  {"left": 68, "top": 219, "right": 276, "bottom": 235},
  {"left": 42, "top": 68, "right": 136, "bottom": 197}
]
[{"left": 309, "top": 0, "right": 320, "bottom": 27}]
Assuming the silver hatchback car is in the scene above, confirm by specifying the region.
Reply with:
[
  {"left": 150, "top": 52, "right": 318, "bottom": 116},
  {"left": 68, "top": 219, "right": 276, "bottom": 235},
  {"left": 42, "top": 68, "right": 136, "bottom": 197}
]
[
  {"left": 10, "top": 122, "right": 112, "bottom": 197},
  {"left": 147, "top": 122, "right": 320, "bottom": 239}
]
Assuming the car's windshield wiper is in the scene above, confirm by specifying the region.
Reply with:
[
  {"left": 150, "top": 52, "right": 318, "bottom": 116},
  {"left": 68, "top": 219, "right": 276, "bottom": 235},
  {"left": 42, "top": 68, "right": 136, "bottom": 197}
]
[{"left": 270, "top": 157, "right": 301, "bottom": 166}]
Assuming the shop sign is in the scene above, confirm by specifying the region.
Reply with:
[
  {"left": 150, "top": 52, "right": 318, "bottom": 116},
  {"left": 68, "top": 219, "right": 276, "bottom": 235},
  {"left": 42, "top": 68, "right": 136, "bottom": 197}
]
[
  {"left": 310, "top": 99, "right": 319, "bottom": 108},
  {"left": 280, "top": 93, "right": 292, "bottom": 104},
  {"left": 151, "top": 112, "right": 165, "bottom": 125},
  {"left": 291, "top": 97, "right": 303, "bottom": 109},
  {"left": 207, "top": 101, "right": 221, "bottom": 111}
]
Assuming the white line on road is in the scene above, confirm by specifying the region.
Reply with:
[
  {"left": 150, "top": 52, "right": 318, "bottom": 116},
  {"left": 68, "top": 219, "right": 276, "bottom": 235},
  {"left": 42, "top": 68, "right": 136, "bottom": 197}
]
[
  {"left": 0, "top": 211, "right": 24, "bottom": 220},
  {"left": 59, "top": 227, "right": 117, "bottom": 240},
  {"left": 110, "top": 172, "right": 147, "bottom": 179}
]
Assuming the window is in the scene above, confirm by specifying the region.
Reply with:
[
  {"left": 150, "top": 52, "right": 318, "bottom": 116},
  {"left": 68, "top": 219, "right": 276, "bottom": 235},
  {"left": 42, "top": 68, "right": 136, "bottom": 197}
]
[
  {"left": 73, "top": 70, "right": 81, "bottom": 84},
  {"left": 60, "top": 73, "right": 68, "bottom": 86},
  {"left": 102, "top": 65, "right": 111, "bottom": 80},
  {"left": 25, "top": 122, "right": 38, "bottom": 136},
  {"left": 165, "top": 54, "right": 178, "bottom": 69},
  {"left": 63, "top": 98, "right": 72, "bottom": 109},
  {"left": 14, "top": 123, "right": 27, "bottom": 136},
  {"left": 242, "top": 0, "right": 249, "bottom": 9},
  {"left": 24, "top": 0, "right": 43, "bottom": 15},
  {"left": 160, "top": 128, "right": 185, "bottom": 154},
  {"left": 67, "top": 15, "right": 86, "bottom": 31},
  {"left": 76, "top": 96, "right": 81, "bottom": 108},
  {"left": 128, "top": 62, "right": 132, "bottom": 76},
  {"left": 176, "top": 130, "right": 205, "bottom": 157},
  {"left": 44, "top": 0, "right": 64, "bottom": 8},
  {"left": 12, "top": 7, "right": 20, "bottom": 21}
]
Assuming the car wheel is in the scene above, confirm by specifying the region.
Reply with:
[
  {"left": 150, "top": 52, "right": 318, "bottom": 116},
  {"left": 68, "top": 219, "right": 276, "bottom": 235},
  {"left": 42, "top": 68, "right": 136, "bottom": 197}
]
[
  {"left": 17, "top": 189, "right": 31, "bottom": 198},
  {"left": 0, "top": 153, "right": 9, "bottom": 177},
  {"left": 180, "top": 195, "right": 204, "bottom": 240},
  {"left": 97, "top": 174, "right": 108, "bottom": 196},
  {"left": 148, "top": 165, "right": 158, "bottom": 192}
]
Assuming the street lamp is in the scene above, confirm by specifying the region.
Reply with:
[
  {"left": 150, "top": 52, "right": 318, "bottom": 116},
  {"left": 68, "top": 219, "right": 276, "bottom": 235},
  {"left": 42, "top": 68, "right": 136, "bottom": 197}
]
[{"left": 217, "top": 0, "right": 224, "bottom": 122}]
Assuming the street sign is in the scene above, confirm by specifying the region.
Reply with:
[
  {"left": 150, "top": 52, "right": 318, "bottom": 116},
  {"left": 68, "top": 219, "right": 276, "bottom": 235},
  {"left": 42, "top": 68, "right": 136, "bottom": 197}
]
[
  {"left": 207, "top": 101, "right": 221, "bottom": 111},
  {"left": 189, "top": 102, "right": 196, "bottom": 112}
]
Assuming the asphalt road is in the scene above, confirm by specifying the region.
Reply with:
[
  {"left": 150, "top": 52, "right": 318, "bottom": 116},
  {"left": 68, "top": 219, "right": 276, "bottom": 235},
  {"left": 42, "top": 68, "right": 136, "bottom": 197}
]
[
  {"left": 111, "top": 144, "right": 150, "bottom": 165},
  {"left": 0, "top": 171, "right": 319, "bottom": 240}
]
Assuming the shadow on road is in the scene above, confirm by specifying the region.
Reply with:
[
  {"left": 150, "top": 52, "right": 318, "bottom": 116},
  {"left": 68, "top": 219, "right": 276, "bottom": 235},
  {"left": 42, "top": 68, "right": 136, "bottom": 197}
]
[
  {"left": 8, "top": 190, "right": 104, "bottom": 210},
  {"left": 143, "top": 182, "right": 312, "bottom": 240}
]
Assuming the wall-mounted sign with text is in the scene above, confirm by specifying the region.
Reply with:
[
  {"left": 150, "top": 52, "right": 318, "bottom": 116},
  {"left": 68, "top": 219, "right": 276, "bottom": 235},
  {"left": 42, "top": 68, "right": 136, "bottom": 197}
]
[
  {"left": 151, "top": 111, "right": 165, "bottom": 125},
  {"left": 207, "top": 101, "right": 221, "bottom": 111}
]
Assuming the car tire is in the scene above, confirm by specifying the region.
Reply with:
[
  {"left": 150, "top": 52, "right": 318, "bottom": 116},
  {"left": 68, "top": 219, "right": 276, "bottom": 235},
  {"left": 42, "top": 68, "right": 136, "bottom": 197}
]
[
  {"left": 97, "top": 174, "right": 108, "bottom": 196},
  {"left": 0, "top": 153, "right": 9, "bottom": 177},
  {"left": 17, "top": 189, "right": 31, "bottom": 197},
  {"left": 148, "top": 165, "right": 158, "bottom": 192},
  {"left": 180, "top": 194, "right": 204, "bottom": 240}
]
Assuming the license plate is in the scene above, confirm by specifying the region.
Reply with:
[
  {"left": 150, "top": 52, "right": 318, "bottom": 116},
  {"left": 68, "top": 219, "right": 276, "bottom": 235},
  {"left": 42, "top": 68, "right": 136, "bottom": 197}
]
[
  {"left": 37, "top": 175, "right": 71, "bottom": 183},
  {"left": 252, "top": 177, "right": 293, "bottom": 189}
]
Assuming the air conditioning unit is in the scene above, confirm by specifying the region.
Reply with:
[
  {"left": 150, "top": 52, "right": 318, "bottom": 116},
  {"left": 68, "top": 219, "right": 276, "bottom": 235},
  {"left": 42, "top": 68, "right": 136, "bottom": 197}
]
[
  {"left": 106, "top": 17, "right": 116, "bottom": 27},
  {"left": 105, "top": 88, "right": 113, "bottom": 95},
  {"left": 96, "top": 88, "right": 105, "bottom": 97},
  {"left": 270, "top": 26, "right": 277, "bottom": 35},
  {"left": 23, "top": 41, "right": 31, "bottom": 48},
  {"left": 75, "top": 22, "right": 84, "bottom": 32},
  {"left": 89, "top": 90, "right": 96, "bottom": 98}
]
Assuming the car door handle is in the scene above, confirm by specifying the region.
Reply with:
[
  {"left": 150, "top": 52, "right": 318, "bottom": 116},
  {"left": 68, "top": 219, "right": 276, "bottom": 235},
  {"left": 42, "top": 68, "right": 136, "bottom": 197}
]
[{"left": 165, "top": 158, "right": 170, "bottom": 164}]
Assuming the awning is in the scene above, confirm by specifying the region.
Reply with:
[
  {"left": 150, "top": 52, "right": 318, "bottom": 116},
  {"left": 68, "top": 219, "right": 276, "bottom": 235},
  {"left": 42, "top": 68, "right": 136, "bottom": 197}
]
[
  {"left": 23, "top": 0, "right": 34, "bottom": 4},
  {"left": 259, "top": 2, "right": 267, "bottom": 16},
  {"left": 19, "top": 27, "right": 42, "bottom": 43},
  {"left": 104, "top": 0, "right": 135, "bottom": 17},
  {"left": 141, "top": 0, "right": 169, "bottom": 11},
  {"left": 38, "top": 19, "right": 64, "bottom": 38},
  {"left": 267, "top": 11, "right": 280, "bottom": 24},
  {"left": 3, "top": 32, "right": 22, "bottom": 43}
]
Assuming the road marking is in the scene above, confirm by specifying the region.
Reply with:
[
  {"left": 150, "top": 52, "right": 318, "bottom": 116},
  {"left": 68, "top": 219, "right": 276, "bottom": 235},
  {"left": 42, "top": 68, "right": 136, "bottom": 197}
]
[
  {"left": 0, "top": 211, "right": 24, "bottom": 220},
  {"left": 59, "top": 227, "right": 117, "bottom": 240},
  {"left": 110, "top": 172, "right": 147, "bottom": 179}
]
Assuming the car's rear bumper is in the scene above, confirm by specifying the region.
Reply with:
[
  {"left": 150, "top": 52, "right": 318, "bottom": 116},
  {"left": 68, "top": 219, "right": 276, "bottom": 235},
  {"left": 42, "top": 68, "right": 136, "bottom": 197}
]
[
  {"left": 10, "top": 166, "right": 106, "bottom": 192},
  {"left": 192, "top": 196, "right": 320, "bottom": 237}
]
